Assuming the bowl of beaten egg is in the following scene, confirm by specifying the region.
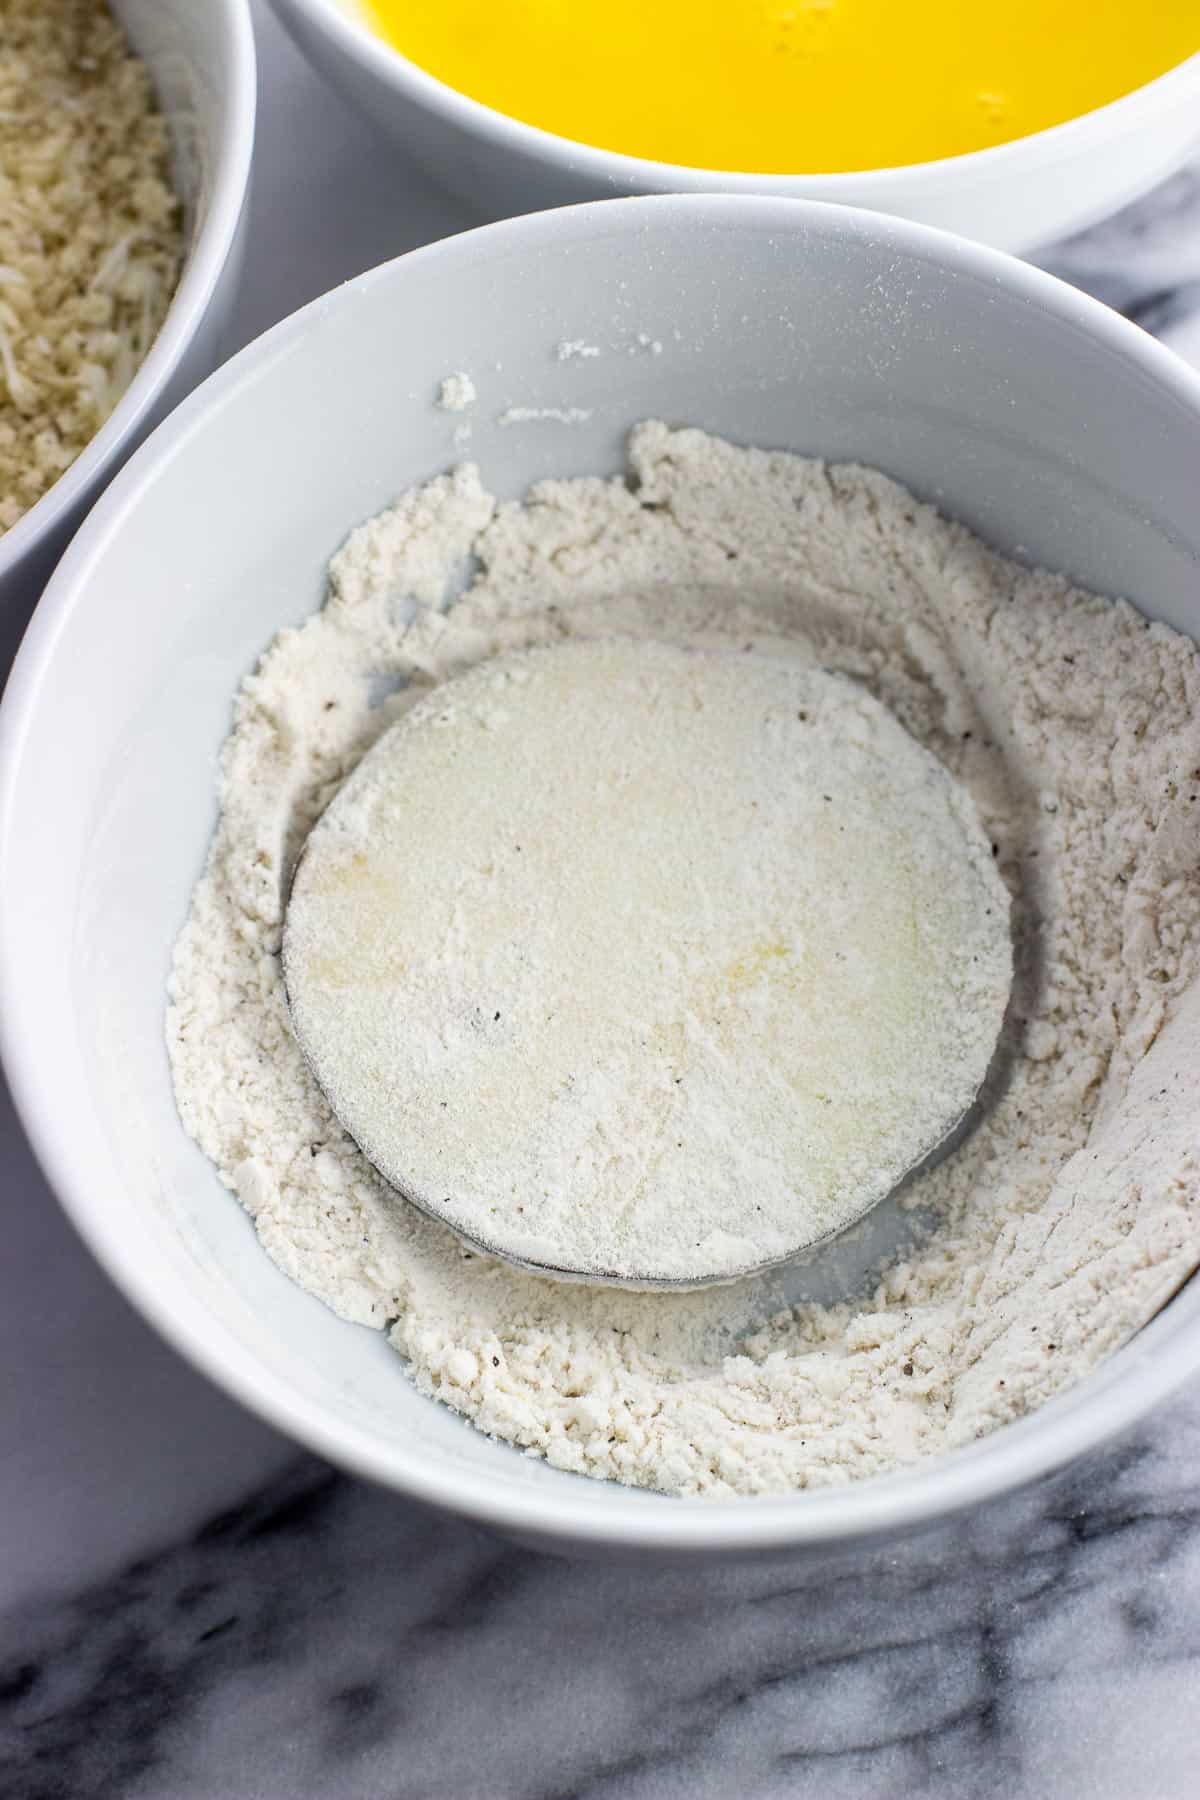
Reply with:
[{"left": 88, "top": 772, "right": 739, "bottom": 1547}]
[
  {"left": 0, "top": 0, "right": 254, "bottom": 644},
  {"left": 5, "top": 195, "right": 1200, "bottom": 1556},
  {"left": 269, "top": 0, "right": 1200, "bottom": 252}
]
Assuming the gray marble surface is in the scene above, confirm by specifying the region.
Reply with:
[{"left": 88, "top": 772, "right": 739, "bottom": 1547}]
[{"left": 3, "top": 8, "right": 1200, "bottom": 1796}]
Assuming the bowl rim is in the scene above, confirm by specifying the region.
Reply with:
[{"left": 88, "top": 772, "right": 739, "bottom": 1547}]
[
  {"left": 0, "top": 0, "right": 257, "bottom": 590},
  {"left": 6, "top": 193, "right": 1200, "bottom": 1555},
  {"left": 290, "top": 0, "right": 1200, "bottom": 194}
]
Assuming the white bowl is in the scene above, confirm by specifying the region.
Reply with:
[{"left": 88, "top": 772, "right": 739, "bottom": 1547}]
[
  {"left": 4, "top": 196, "right": 1200, "bottom": 1560},
  {"left": 270, "top": 0, "right": 1200, "bottom": 254},
  {"left": 0, "top": 0, "right": 255, "bottom": 645}
]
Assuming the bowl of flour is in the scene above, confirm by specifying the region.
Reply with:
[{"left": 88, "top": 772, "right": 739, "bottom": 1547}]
[{"left": 4, "top": 196, "right": 1200, "bottom": 1557}]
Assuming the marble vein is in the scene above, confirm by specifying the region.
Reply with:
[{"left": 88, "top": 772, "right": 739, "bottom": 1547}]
[
  {"left": 5, "top": 1396, "right": 1200, "bottom": 1799},
  {"left": 1039, "top": 163, "right": 1200, "bottom": 364}
]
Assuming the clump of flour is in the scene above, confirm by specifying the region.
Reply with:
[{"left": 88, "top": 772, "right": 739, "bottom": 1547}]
[
  {"left": 436, "top": 371, "right": 475, "bottom": 412},
  {"left": 167, "top": 424, "right": 1200, "bottom": 1497}
]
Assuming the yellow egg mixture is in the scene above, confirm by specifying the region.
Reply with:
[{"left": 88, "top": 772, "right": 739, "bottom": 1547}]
[{"left": 362, "top": 0, "right": 1196, "bottom": 173}]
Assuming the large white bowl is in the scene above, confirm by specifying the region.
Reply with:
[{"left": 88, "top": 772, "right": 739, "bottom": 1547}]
[
  {"left": 0, "top": 0, "right": 255, "bottom": 647},
  {"left": 4, "top": 197, "right": 1200, "bottom": 1560},
  {"left": 270, "top": 0, "right": 1200, "bottom": 254}
]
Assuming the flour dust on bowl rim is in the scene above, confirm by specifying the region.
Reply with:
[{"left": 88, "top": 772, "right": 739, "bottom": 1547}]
[
  {"left": 268, "top": 0, "right": 1200, "bottom": 254},
  {"left": 3, "top": 196, "right": 1200, "bottom": 1559},
  {"left": 0, "top": 0, "right": 255, "bottom": 634}
]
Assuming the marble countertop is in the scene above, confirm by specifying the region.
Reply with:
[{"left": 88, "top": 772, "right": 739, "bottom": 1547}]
[{"left": 3, "top": 9, "right": 1200, "bottom": 1796}]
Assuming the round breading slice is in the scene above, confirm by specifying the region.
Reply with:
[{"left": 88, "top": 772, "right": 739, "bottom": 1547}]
[{"left": 284, "top": 637, "right": 1012, "bottom": 1286}]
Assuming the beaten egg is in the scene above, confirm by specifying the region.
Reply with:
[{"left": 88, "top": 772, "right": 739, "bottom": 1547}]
[{"left": 361, "top": 0, "right": 1197, "bottom": 174}]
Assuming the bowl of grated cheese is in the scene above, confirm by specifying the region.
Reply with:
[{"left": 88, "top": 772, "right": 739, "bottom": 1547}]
[
  {"left": 0, "top": 0, "right": 255, "bottom": 647},
  {"left": 5, "top": 195, "right": 1200, "bottom": 1558}
]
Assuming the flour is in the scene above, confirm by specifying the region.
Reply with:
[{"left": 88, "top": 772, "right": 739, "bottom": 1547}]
[
  {"left": 436, "top": 372, "right": 475, "bottom": 412},
  {"left": 281, "top": 641, "right": 1011, "bottom": 1285},
  {"left": 167, "top": 424, "right": 1200, "bottom": 1497},
  {"left": 498, "top": 405, "right": 593, "bottom": 426}
]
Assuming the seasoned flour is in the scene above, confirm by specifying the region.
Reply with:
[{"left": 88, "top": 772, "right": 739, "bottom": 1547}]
[{"left": 168, "top": 424, "right": 1200, "bottom": 1497}]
